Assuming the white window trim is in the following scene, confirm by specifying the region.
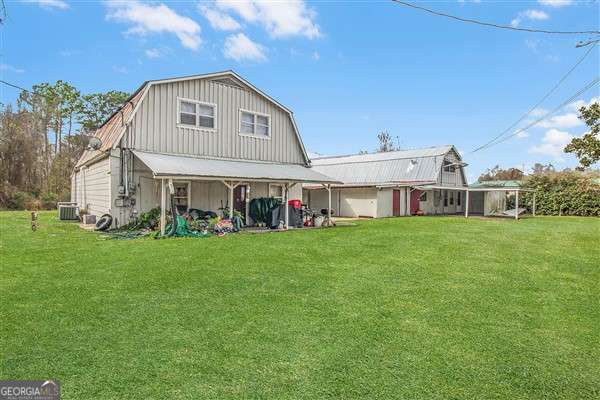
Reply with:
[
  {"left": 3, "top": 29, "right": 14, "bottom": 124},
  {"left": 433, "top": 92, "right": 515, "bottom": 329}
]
[
  {"left": 238, "top": 108, "right": 271, "bottom": 140},
  {"left": 268, "top": 183, "right": 284, "bottom": 200},
  {"left": 177, "top": 97, "right": 217, "bottom": 132}
]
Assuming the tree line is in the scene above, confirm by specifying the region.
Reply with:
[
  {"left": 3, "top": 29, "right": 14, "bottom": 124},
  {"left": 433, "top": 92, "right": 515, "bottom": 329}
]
[{"left": 0, "top": 81, "right": 129, "bottom": 209}]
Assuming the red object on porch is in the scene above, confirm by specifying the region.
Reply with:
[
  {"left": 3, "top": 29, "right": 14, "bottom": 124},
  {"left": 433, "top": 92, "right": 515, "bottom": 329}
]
[
  {"left": 288, "top": 199, "right": 302, "bottom": 209},
  {"left": 410, "top": 189, "right": 422, "bottom": 215},
  {"left": 392, "top": 190, "right": 401, "bottom": 216}
]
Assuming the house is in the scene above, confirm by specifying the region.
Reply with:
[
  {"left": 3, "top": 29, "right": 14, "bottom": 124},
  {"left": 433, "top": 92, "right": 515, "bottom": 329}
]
[
  {"left": 303, "top": 145, "right": 468, "bottom": 218},
  {"left": 467, "top": 180, "right": 534, "bottom": 219},
  {"left": 71, "top": 71, "right": 339, "bottom": 231}
]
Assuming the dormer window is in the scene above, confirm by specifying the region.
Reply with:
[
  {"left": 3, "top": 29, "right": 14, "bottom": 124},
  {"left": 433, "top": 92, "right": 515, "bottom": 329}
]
[
  {"left": 239, "top": 109, "right": 270, "bottom": 138},
  {"left": 443, "top": 160, "right": 456, "bottom": 173},
  {"left": 178, "top": 98, "right": 216, "bottom": 130}
]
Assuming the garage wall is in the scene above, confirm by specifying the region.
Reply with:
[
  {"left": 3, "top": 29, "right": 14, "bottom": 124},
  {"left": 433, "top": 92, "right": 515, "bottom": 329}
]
[
  {"left": 77, "top": 157, "right": 111, "bottom": 217},
  {"left": 305, "top": 187, "right": 378, "bottom": 218}
]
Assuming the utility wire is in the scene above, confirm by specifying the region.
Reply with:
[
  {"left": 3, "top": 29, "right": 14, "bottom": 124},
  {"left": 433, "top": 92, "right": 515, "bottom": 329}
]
[
  {"left": 391, "top": 0, "right": 600, "bottom": 35},
  {"left": 472, "top": 77, "right": 600, "bottom": 152},
  {"left": 470, "top": 42, "right": 598, "bottom": 154}
]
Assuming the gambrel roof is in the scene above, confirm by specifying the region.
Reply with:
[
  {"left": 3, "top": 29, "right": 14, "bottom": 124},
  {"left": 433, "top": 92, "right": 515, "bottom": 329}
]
[
  {"left": 75, "top": 70, "right": 310, "bottom": 168},
  {"left": 309, "top": 145, "right": 466, "bottom": 186}
]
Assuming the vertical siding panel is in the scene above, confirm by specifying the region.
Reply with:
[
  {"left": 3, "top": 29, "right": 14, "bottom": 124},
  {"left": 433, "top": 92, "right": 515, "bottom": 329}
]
[{"left": 129, "top": 76, "right": 306, "bottom": 164}]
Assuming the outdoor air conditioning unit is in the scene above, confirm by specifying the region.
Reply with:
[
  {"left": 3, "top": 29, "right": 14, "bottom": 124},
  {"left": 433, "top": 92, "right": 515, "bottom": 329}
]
[{"left": 58, "top": 202, "right": 79, "bottom": 221}]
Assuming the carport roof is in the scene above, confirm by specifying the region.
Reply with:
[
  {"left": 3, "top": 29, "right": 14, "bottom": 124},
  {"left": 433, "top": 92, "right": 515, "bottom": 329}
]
[{"left": 133, "top": 151, "right": 341, "bottom": 184}]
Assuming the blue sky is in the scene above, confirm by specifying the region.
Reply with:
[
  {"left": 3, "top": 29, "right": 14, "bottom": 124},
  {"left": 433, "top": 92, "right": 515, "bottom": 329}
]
[{"left": 1, "top": 0, "right": 599, "bottom": 181}]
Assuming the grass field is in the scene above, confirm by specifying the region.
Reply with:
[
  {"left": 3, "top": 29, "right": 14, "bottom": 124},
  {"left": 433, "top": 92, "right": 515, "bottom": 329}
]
[{"left": 1, "top": 211, "right": 599, "bottom": 399}]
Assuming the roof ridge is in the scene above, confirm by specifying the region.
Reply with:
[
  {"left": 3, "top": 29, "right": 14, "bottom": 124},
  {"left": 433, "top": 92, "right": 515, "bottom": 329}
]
[{"left": 311, "top": 144, "right": 453, "bottom": 161}]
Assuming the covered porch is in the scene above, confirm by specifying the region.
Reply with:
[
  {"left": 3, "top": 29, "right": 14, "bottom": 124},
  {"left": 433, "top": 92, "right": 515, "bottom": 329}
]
[{"left": 133, "top": 151, "right": 340, "bottom": 234}]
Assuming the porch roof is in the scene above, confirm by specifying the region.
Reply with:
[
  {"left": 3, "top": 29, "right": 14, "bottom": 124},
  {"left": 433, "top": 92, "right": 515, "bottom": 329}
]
[{"left": 133, "top": 151, "right": 341, "bottom": 184}]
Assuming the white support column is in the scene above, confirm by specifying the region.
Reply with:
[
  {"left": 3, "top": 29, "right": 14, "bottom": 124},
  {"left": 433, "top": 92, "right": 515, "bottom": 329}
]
[
  {"left": 160, "top": 178, "right": 166, "bottom": 235},
  {"left": 515, "top": 190, "right": 519, "bottom": 220},
  {"left": 245, "top": 184, "right": 250, "bottom": 224},
  {"left": 327, "top": 184, "right": 332, "bottom": 224},
  {"left": 532, "top": 192, "right": 536, "bottom": 217},
  {"left": 284, "top": 182, "right": 289, "bottom": 229},
  {"left": 465, "top": 189, "right": 470, "bottom": 218},
  {"left": 229, "top": 181, "right": 234, "bottom": 219}
]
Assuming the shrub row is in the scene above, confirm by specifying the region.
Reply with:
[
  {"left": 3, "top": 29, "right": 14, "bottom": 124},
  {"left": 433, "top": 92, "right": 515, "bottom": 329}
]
[
  {"left": 0, "top": 188, "right": 60, "bottom": 210},
  {"left": 521, "top": 172, "right": 600, "bottom": 217}
]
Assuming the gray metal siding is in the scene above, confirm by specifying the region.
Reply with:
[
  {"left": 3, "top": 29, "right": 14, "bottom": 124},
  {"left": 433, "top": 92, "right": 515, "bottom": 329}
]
[{"left": 128, "top": 79, "right": 305, "bottom": 165}]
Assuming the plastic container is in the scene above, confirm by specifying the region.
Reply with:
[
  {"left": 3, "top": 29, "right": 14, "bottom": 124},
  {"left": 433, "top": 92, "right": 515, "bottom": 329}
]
[{"left": 288, "top": 199, "right": 302, "bottom": 209}]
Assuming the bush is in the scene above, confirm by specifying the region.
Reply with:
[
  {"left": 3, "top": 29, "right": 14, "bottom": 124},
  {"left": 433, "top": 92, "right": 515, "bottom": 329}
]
[
  {"left": 40, "top": 192, "right": 58, "bottom": 210},
  {"left": 5, "top": 191, "right": 33, "bottom": 210},
  {"left": 522, "top": 172, "right": 600, "bottom": 216}
]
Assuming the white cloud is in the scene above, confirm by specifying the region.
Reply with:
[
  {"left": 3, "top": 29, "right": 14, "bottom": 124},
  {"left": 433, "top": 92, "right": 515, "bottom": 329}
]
[
  {"left": 511, "top": 9, "right": 549, "bottom": 28},
  {"left": 538, "top": 0, "right": 573, "bottom": 7},
  {"left": 529, "top": 107, "right": 548, "bottom": 117},
  {"left": 215, "top": 0, "right": 320, "bottom": 39},
  {"left": 22, "top": 0, "right": 69, "bottom": 10},
  {"left": 537, "top": 112, "right": 582, "bottom": 129},
  {"left": 106, "top": 1, "right": 202, "bottom": 50},
  {"left": 529, "top": 128, "right": 574, "bottom": 160},
  {"left": 144, "top": 48, "right": 162, "bottom": 58},
  {"left": 515, "top": 130, "right": 530, "bottom": 139},
  {"left": 112, "top": 65, "right": 128, "bottom": 74},
  {"left": 567, "top": 97, "right": 600, "bottom": 111},
  {"left": 0, "top": 63, "right": 25, "bottom": 74},
  {"left": 199, "top": 5, "right": 241, "bottom": 31},
  {"left": 312, "top": 51, "right": 320, "bottom": 61},
  {"left": 223, "top": 33, "right": 267, "bottom": 62}
]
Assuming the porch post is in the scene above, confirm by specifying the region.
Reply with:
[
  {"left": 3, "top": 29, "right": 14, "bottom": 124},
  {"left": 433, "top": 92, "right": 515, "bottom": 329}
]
[
  {"left": 284, "top": 183, "right": 289, "bottom": 229},
  {"left": 465, "top": 189, "right": 469, "bottom": 218},
  {"left": 246, "top": 184, "right": 250, "bottom": 224},
  {"left": 160, "top": 178, "right": 166, "bottom": 235},
  {"left": 515, "top": 190, "right": 519, "bottom": 220},
  {"left": 532, "top": 192, "right": 536, "bottom": 216},
  {"left": 229, "top": 181, "right": 234, "bottom": 219},
  {"left": 327, "top": 184, "right": 332, "bottom": 223}
]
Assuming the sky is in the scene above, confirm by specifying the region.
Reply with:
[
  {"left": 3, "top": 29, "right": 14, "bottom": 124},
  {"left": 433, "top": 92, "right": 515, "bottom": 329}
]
[{"left": 1, "top": 0, "right": 599, "bottom": 181}]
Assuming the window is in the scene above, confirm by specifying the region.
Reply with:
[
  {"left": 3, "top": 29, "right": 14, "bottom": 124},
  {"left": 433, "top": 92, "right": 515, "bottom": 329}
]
[
  {"left": 457, "top": 191, "right": 462, "bottom": 206},
  {"left": 240, "top": 110, "right": 270, "bottom": 137},
  {"left": 419, "top": 192, "right": 427, "bottom": 202},
  {"left": 178, "top": 98, "right": 216, "bottom": 130},
  {"left": 449, "top": 191, "right": 454, "bottom": 205},
  {"left": 269, "top": 184, "right": 284, "bottom": 200},
  {"left": 443, "top": 160, "right": 456, "bottom": 173},
  {"left": 173, "top": 181, "right": 191, "bottom": 214},
  {"left": 443, "top": 190, "right": 448, "bottom": 207}
]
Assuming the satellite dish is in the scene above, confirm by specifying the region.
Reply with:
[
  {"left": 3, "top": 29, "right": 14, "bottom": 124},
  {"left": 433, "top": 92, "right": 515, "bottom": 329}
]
[{"left": 88, "top": 137, "right": 102, "bottom": 150}]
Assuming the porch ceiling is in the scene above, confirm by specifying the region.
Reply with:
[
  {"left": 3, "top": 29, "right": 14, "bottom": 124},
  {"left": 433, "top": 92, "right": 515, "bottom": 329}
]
[{"left": 133, "top": 150, "right": 341, "bottom": 184}]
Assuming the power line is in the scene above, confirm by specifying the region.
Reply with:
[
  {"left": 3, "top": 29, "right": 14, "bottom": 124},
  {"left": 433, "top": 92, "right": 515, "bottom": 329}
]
[
  {"left": 470, "top": 42, "right": 598, "bottom": 154},
  {"left": 390, "top": 0, "right": 600, "bottom": 35},
  {"left": 472, "top": 77, "right": 600, "bottom": 153}
]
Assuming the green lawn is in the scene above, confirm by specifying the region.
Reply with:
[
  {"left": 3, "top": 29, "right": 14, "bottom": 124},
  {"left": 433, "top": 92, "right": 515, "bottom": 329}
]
[{"left": 1, "top": 212, "right": 599, "bottom": 399}]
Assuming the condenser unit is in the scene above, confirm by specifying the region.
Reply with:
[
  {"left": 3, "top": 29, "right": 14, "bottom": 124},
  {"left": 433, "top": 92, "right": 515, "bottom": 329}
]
[{"left": 58, "top": 202, "right": 79, "bottom": 221}]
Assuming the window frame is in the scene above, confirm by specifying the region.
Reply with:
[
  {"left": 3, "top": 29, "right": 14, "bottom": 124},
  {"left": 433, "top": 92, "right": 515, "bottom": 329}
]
[
  {"left": 177, "top": 97, "right": 217, "bottom": 132},
  {"left": 443, "top": 160, "right": 456, "bottom": 173},
  {"left": 239, "top": 108, "right": 271, "bottom": 140},
  {"left": 457, "top": 191, "right": 462, "bottom": 206},
  {"left": 268, "top": 183, "right": 284, "bottom": 200}
]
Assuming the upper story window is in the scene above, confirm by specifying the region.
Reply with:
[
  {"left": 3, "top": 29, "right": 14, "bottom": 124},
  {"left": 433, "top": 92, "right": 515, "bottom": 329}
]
[
  {"left": 240, "top": 110, "right": 270, "bottom": 138},
  {"left": 178, "top": 98, "right": 216, "bottom": 130},
  {"left": 443, "top": 160, "right": 456, "bottom": 173}
]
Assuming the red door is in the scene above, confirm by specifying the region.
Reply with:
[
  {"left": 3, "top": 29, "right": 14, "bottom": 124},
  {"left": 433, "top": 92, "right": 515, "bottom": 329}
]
[
  {"left": 410, "top": 189, "right": 422, "bottom": 215},
  {"left": 233, "top": 185, "right": 247, "bottom": 220},
  {"left": 393, "top": 190, "right": 401, "bottom": 216}
]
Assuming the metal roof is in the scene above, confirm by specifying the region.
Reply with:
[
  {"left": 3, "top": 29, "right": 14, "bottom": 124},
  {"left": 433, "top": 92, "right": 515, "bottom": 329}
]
[
  {"left": 309, "top": 145, "right": 456, "bottom": 186},
  {"left": 469, "top": 180, "right": 523, "bottom": 188},
  {"left": 133, "top": 151, "right": 340, "bottom": 184},
  {"left": 75, "top": 87, "right": 146, "bottom": 168}
]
